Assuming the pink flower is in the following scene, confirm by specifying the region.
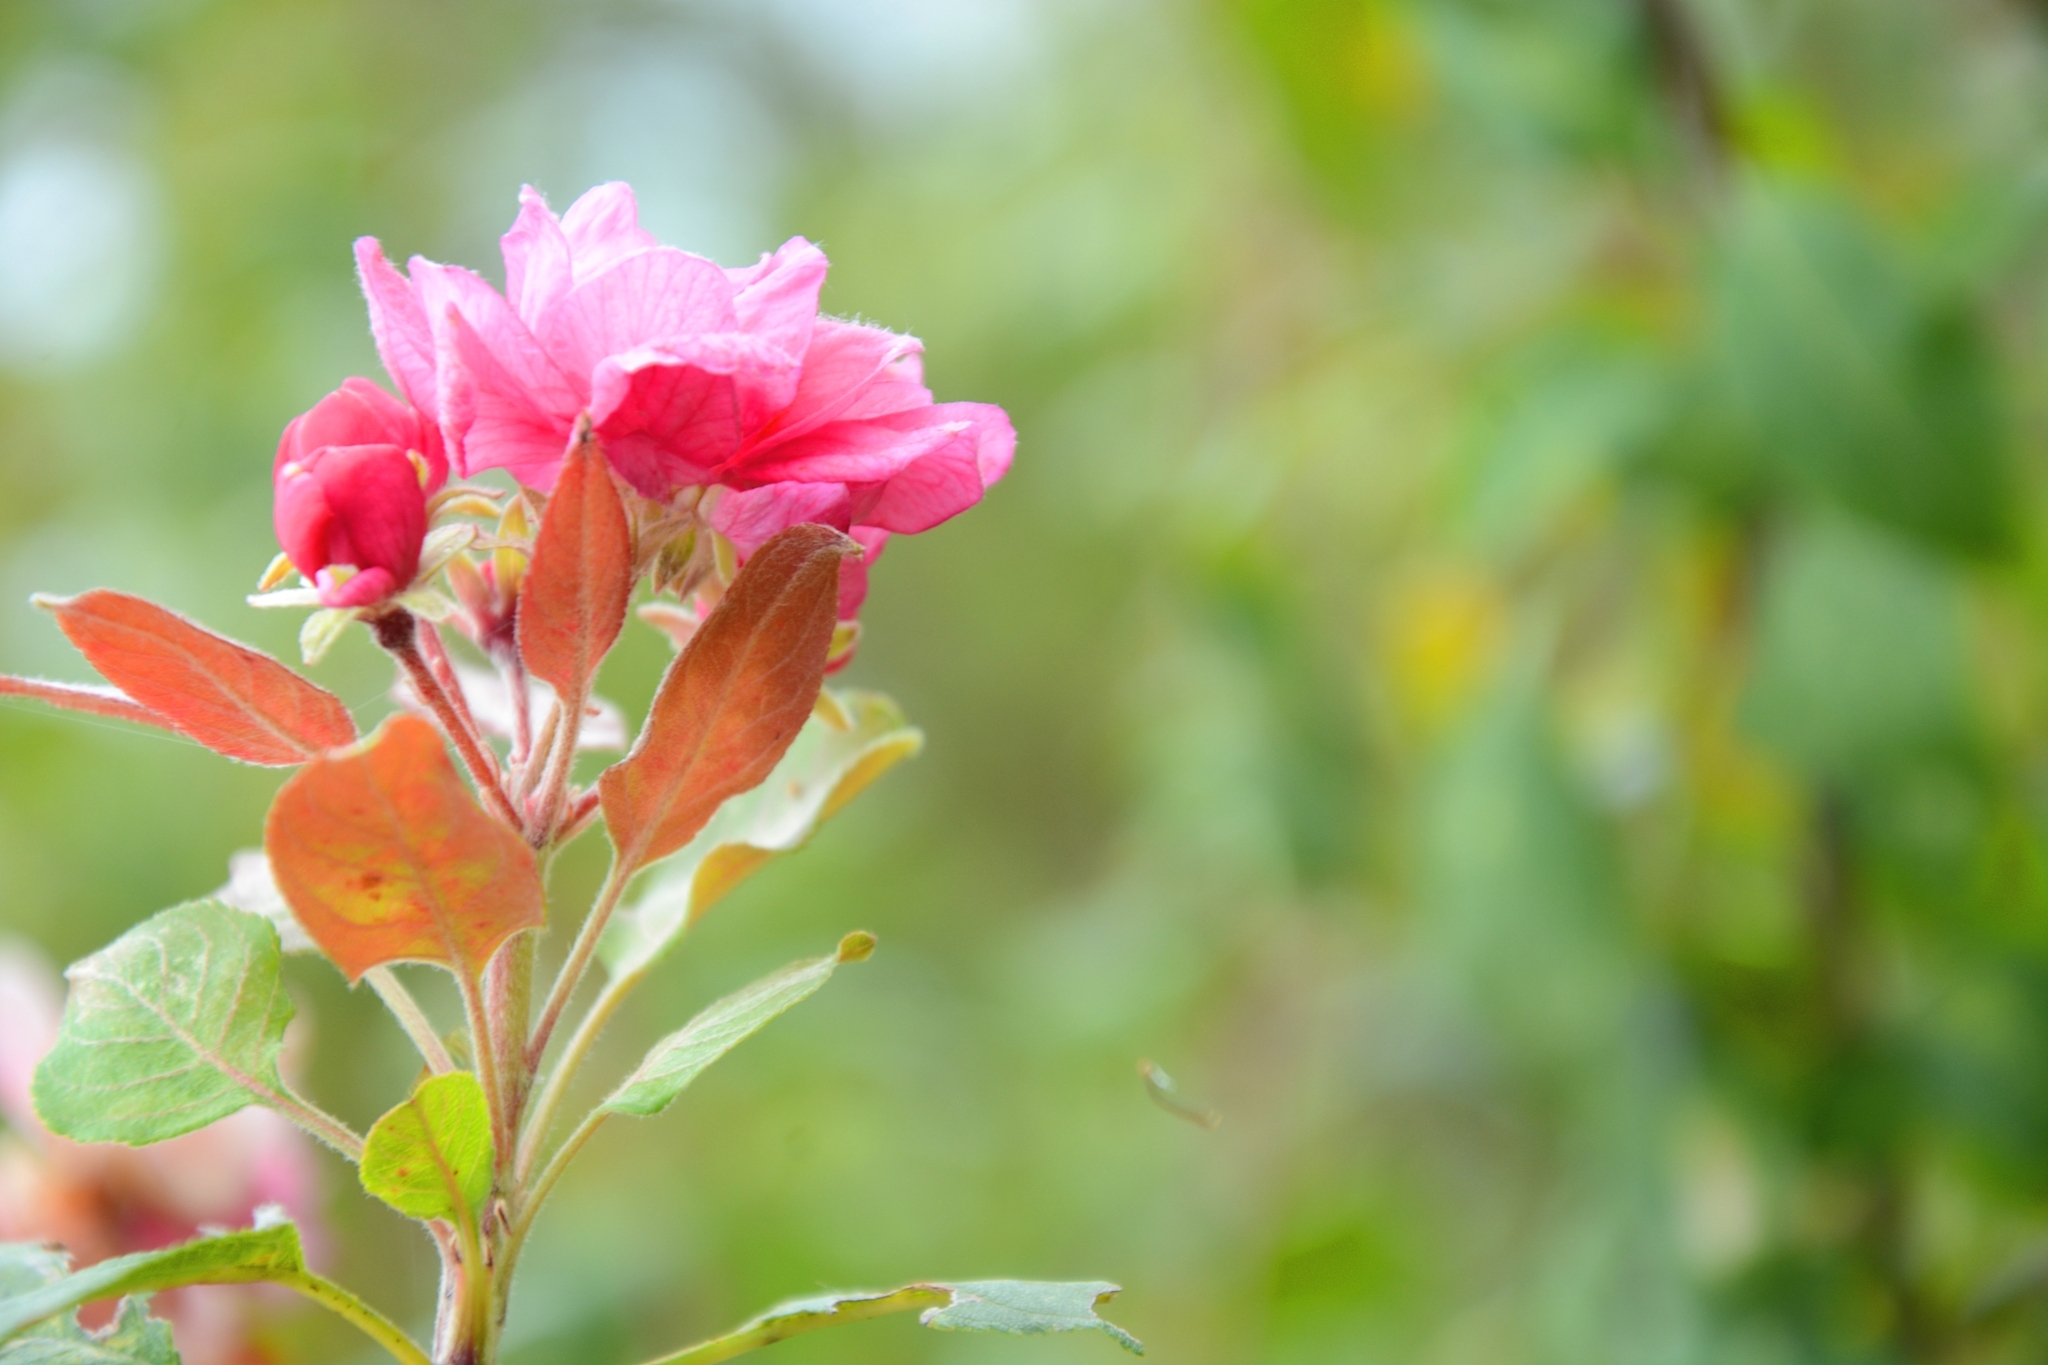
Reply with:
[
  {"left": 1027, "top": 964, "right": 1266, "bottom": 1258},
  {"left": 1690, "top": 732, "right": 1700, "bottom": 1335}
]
[
  {"left": 354, "top": 182, "right": 1013, "bottom": 619},
  {"left": 273, "top": 378, "right": 441, "bottom": 609},
  {"left": 0, "top": 940, "right": 321, "bottom": 1365}
]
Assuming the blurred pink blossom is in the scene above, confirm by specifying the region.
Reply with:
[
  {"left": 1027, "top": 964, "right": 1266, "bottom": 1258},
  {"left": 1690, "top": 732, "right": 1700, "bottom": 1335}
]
[
  {"left": 0, "top": 941, "right": 321, "bottom": 1365},
  {"left": 354, "top": 182, "right": 1013, "bottom": 621}
]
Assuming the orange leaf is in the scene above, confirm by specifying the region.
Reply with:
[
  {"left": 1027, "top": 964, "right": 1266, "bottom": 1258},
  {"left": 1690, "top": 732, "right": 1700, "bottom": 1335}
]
[
  {"left": 0, "top": 674, "right": 168, "bottom": 729},
  {"left": 37, "top": 590, "right": 356, "bottom": 765},
  {"left": 599, "top": 523, "right": 858, "bottom": 874},
  {"left": 517, "top": 428, "right": 633, "bottom": 698},
  {"left": 265, "top": 714, "right": 545, "bottom": 982}
]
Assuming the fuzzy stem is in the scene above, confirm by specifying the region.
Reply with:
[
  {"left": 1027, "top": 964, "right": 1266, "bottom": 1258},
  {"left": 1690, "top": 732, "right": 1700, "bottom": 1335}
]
[
  {"left": 366, "top": 967, "right": 455, "bottom": 1075},
  {"left": 416, "top": 621, "right": 488, "bottom": 753},
  {"left": 495, "top": 645, "right": 533, "bottom": 767},
  {"left": 525, "top": 857, "right": 629, "bottom": 1074},
  {"left": 498, "top": 1080, "right": 613, "bottom": 1316},
  {"left": 515, "top": 704, "right": 560, "bottom": 805},
  {"left": 630, "top": 1288, "right": 951, "bottom": 1365},
  {"left": 371, "top": 611, "right": 521, "bottom": 829},
  {"left": 427, "top": 1223, "right": 463, "bottom": 1365},
  {"left": 457, "top": 971, "right": 511, "bottom": 1192},
  {"left": 267, "top": 1082, "right": 366, "bottom": 1163},
  {"left": 556, "top": 788, "right": 603, "bottom": 845},
  {"left": 530, "top": 682, "right": 587, "bottom": 843},
  {"left": 484, "top": 934, "right": 536, "bottom": 1176},
  {"left": 515, "top": 968, "right": 632, "bottom": 1182},
  {"left": 283, "top": 1269, "right": 434, "bottom": 1365}
]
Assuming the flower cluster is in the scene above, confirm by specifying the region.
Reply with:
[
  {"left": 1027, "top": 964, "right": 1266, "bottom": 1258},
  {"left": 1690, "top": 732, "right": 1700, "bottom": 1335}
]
[
  {"left": 270, "top": 183, "right": 1013, "bottom": 627},
  {"left": 0, "top": 182, "right": 1146, "bottom": 1365}
]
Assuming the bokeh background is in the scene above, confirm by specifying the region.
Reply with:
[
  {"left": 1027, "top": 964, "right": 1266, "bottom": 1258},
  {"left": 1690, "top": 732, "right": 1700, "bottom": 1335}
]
[{"left": 6, "top": 0, "right": 2048, "bottom": 1361}]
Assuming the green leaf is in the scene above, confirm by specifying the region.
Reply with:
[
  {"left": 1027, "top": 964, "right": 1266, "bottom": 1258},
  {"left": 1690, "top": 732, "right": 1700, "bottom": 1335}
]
[
  {"left": 636, "top": 1279, "right": 1142, "bottom": 1364},
  {"left": 1740, "top": 515, "right": 1968, "bottom": 778},
  {"left": 1710, "top": 182, "right": 2014, "bottom": 557},
  {"left": 359, "top": 1072, "right": 493, "bottom": 1224},
  {"left": 0, "top": 1221, "right": 304, "bottom": 1345},
  {"left": 599, "top": 690, "right": 921, "bottom": 980},
  {"left": 31, "top": 902, "right": 295, "bottom": 1145},
  {"left": 0, "top": 1249, "right": 65, "bottom": 1301},
  {"left": 0, "top": 1296, "right": 180, "bottom": 1365},
  {"left": 600, "top": 934, "right": 875, "bottom": 1120},
  {"left": 923, "top": 1281, "right": 1143, "bottom": 1350}
]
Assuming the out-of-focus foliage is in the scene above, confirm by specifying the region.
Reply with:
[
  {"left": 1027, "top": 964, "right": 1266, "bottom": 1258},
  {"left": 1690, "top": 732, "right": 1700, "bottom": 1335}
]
[{"left": 7, "top": 0, "right": 2048, "bottom": 1362}]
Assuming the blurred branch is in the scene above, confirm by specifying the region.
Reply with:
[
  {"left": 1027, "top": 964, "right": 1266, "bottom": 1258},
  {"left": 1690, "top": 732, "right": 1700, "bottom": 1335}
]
[{"left": 1639, "top": 0, "right": 1732, "bottom": 171}]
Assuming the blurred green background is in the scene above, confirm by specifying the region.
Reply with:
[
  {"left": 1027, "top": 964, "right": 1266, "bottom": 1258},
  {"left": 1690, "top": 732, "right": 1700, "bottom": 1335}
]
[{"left": 9, "top": 0, "right": 2048, "bottom": 1361}]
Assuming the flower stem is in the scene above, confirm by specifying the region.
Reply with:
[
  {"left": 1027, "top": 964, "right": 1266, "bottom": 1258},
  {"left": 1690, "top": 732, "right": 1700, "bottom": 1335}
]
[
  {"left": 494, "top": 645, "right": 533, "bottom": 766},
  {"left": 525, "top": 857, "right": 629, "bottom": 1075},
  {"left": 282, "top": 1269, "right": 435, "bottom": 1365},
  {"left": 371, "top": 610, "right": 521, "bottom": 829},
  {"left": 484, "top": 933, "right": 536, "bottom": 1174},
  {"left": 366, "top": 966, "right": 454, "bottom": 1074},
  {"left": 417, "top": 620, "right": 488, "bottom": 753},
  {"left": 556, "top": 789, "right": 603, "bottom": 845},
  {"left": 629, "top": 1288, "right": 951, "bottom": 1365},
  {"left": 530, "top": 682, "right": 587, "bottom": 843},
  {"left": 458, "top": 970, "right": 511, "bottom": 1189},
  {"left": 267, "top": 1082, "right": 366, "bottom": 1162},
  {"left": 515, "top": 968, "right": 632, "bottom": 1182}
]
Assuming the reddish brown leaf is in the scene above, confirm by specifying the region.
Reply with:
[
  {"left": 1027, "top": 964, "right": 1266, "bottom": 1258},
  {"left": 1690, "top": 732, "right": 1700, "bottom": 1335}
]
[
  {"left": 265, "top": 713, "right": 545, "bottom": 982},
  {"left": 0, "top": 675, "right": 167, "bottom": 729},
  {"left": 518, "top": 429, "right": 633, "bottom": 698},
  {"left": 38, "top": 590, "right": 357, "bottom": 765},
  {"left": 599, "top": 523, "right": 858, "bottom": 874}
]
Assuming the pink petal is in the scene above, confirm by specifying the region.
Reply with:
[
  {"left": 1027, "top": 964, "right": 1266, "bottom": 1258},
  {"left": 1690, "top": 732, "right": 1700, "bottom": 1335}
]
[
  {"left": 273, "top": 462, "right": 336, "bottom": 574},
  {"left": 736, "top": 404, "right": 972, "bottom": 486},
  {"left": 501, "top": 185, "right": 573, "bottom": 327},
  {"left": 839, "top": 346, "right": 929, "bottom": 421},
  {"left": 317, "top": 565, "right": 399, "bottom": 608},
  {"left": 708, "top": 481, "right": 851, "bottom": 556},
  {"left": 849, "top": 435, "right": 985, "bottom": 534},
  {"left": 590, "top": 348, "right": 741, "bottom": 497},
  {"left": 411, "top": 258, "right": 583, "bottom": 482},
  {"left": 537, "top": 246, "right": 736, "bottom": 381},
  {"left": 560, "top": 182, "right": 660, "bottom": 284},
  {"left": 313, "top": 444, "right": 427, "bottom": 583},
  {"left": 355, "top": 238, "right": 438, "bottom": 419},
  {"left": 728, "top": 236, "right": 828, "bottom": 367},
  {"left": 750, "top": 320, "right": 924, "bottom": 449},
  {"left": 278, "top": 378, "right": 443, "bottom": 489},
  {"left": 440, "top": 307, "right": 581, "bottom": 488},
  {"left": 413, "top": 259, "right": 583, "bottom": 409},
  {"left": 837, "top": 526, "right": 889, "bottom": 623},
  {"left": 965, "top": 400, "right": 1016, "bottom": 485}
]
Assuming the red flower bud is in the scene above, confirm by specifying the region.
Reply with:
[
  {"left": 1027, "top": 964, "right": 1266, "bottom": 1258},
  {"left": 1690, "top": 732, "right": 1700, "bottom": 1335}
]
[{"left": 273, "top": 379, "right": 441, "bottom": 609}]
